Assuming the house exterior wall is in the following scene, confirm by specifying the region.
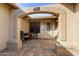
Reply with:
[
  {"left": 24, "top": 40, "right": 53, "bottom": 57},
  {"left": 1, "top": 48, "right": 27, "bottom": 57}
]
[
  {"left": 73, "top": 4, "right": 79, "bottom": 52},
  {"left": 0, "top": 4, "right": 24, "bottom": 51},
  {"left": 0, "top": 4, "right": 12, "bottom": 50},
  {"left": 57, "top": 4, "right": 78, "bottom": 55}
]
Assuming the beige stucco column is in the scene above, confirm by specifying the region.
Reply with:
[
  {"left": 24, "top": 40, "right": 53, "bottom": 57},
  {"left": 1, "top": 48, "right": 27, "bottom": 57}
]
[
  {"left": 52, "top": 19, "right": 56, "bottom": 39},
  {"left": 57, "top": 9, "right": 67, "bottom": 41},
  {"left": 7, "top": 9, "right": 23, "bottom": 50},
  {"left": 61, "top": 10, "right": 67, "bottom": 41},
  {"left": 16, "top": 17, "right": 22, "bottom": 50}
]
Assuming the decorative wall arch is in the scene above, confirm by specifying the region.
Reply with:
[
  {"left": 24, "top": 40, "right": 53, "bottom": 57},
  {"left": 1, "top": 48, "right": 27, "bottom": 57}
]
[
  {"left": 20, "top": 11, "right": 59, "bottom": 18},
  {"left": 16, "top": 4, "right": 69, "bottom": 50}
]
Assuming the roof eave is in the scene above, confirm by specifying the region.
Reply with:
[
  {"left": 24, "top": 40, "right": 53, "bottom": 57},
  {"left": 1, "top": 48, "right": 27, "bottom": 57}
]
[{"left": 9, "top": 3, "right": 20, "bottom": 9}]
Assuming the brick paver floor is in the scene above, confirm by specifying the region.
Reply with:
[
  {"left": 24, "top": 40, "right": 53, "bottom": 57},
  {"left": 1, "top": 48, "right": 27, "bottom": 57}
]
[
  {"left": 22, "top": 39, "right": 57, "bottom": 56},
  {"left": 1, "top": 39, "right": 57, "bottom": 56},
  {"left": 0, "top": 39, "right": 73, "bottom": 56}
]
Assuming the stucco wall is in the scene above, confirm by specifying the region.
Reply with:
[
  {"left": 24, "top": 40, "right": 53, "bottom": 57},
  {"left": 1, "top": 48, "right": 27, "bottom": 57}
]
[
  {"left": 0, "top": 4, "right": 11, "bottom": 50},
  {"left": 56, "top": 4, "right": 79, "bottom": 55},
  {"left": 0, "top": 4, "right": 24, "bottom": 51},
  {"left": 73, "top": 4, "right": 79, "bottom": 51}
]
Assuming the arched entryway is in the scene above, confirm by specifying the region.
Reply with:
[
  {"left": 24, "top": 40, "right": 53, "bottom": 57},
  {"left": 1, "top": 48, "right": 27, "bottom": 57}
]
[{"left": 20, "top": 11, "right": 59, "bottom": 41}]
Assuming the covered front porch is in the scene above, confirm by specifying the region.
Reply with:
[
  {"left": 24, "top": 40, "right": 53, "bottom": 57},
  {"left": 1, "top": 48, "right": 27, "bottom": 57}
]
[{"left": 20, "top": 12, "right": 58, "bottom": 42}]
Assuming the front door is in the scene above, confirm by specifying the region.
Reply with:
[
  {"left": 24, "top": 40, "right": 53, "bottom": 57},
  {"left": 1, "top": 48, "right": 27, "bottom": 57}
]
[{"left": 30, "top": 22, "right": 40, "bottom": 39}]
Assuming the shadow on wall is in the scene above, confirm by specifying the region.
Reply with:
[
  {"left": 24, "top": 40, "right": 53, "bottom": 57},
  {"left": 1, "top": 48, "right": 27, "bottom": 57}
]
[
  {"left": 44, "top": 20, "right": 73, "bottom": 56},
  {"left": 61, "top": 3, "right": 75, "bottom": 13},
  {"left": 46, "top": 30, "right": 73, "bottom": 55},
  {"left": 56, "top": 41, "right": 73, "bottom": 56}
]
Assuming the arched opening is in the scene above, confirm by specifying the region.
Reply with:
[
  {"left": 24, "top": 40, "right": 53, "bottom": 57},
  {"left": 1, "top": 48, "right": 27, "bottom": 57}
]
[{"left": 20, "top": 12, "right": 59, "bottom": 41}]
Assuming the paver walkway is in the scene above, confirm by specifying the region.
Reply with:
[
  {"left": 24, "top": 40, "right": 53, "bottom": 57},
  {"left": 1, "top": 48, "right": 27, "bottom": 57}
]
[
  {"left": 22, "top": 39, "right": 57, "bottom": 56},
  {"left": 0, "top": 39, "right": 73, "bottom": 56},
  {"left": 1, "top": 39, "right": 57, "bottom": 56}
]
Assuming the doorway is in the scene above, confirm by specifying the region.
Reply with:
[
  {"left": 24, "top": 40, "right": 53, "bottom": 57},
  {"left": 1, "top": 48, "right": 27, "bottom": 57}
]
[{"left": 30, "top": 22, "right": 40, "bottom": 39}]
